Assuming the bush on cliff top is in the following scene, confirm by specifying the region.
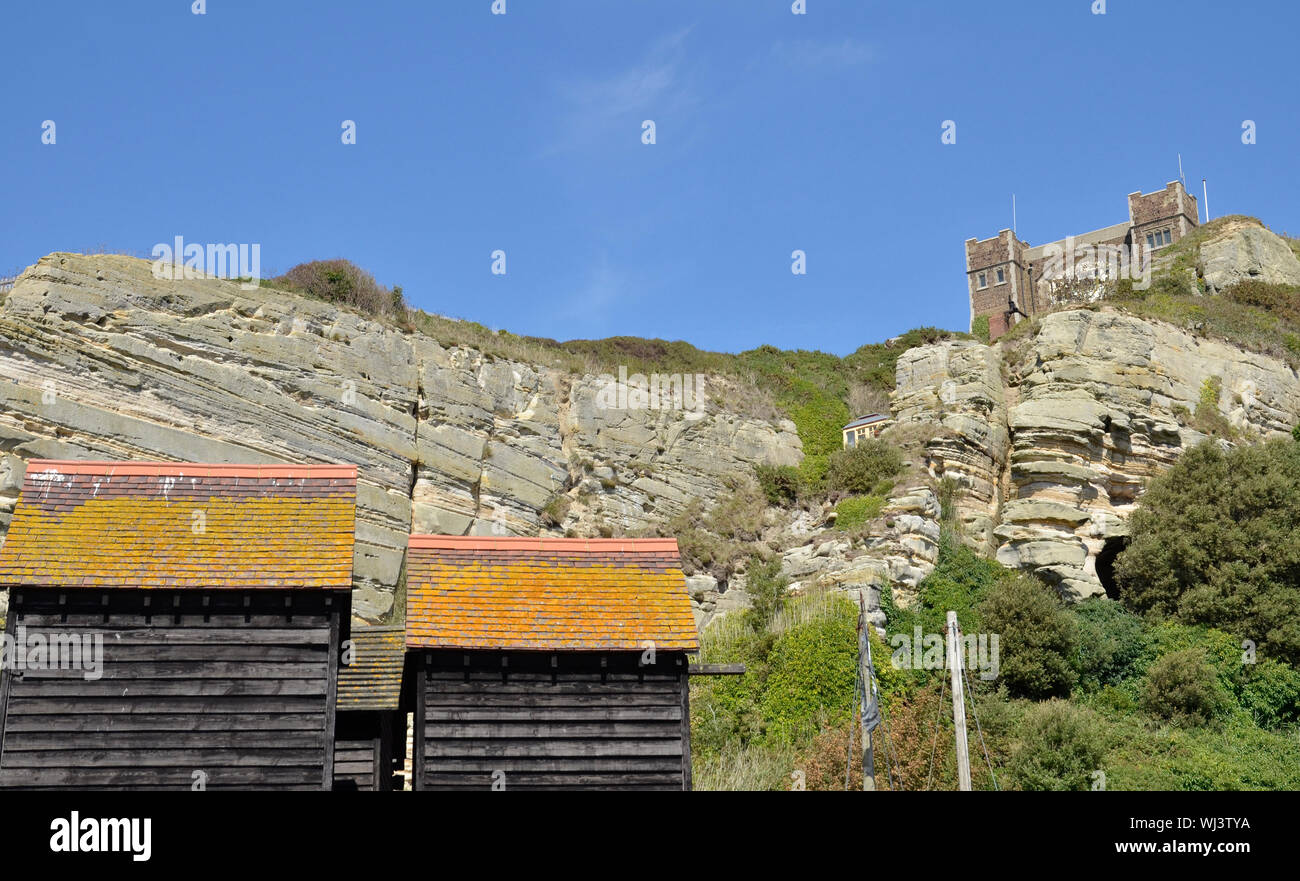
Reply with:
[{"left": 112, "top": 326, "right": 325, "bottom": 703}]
[{"left": 270, "top": 259, "right": 408, "bottom": 323}]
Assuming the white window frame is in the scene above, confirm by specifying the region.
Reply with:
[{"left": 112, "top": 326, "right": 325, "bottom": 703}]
[
  {"left": 976, "top": 272, "right": 988, "bottom": 289},
  {"left": 995, "top": 268, "right": 1006, "bottom": 285}
]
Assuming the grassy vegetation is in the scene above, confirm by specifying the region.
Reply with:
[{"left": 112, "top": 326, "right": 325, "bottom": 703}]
[
  {"left": 693, "top": 521, "right": 1300, "bottom": 790},
  {"left": 833, "top": 494, "right": 888, "bottom": 531}
]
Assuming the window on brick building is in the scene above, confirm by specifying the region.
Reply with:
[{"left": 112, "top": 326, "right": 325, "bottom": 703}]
[
  {"left": 996, "top": 268, "right": 1005, "bottom": 284},
  {"left": 977, "top": 272, "right": 987, "bottom": 289},
  {"left": 1147, "top": 229, "right": 1173, "bottom": 250}
]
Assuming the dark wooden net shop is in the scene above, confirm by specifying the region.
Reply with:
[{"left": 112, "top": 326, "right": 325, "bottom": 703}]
[
  {"left": 405, "top": 535, "right": 700, "bottom": 791},
  {"left": 0, "top": 460, "right": 357, "bottom": 790}
]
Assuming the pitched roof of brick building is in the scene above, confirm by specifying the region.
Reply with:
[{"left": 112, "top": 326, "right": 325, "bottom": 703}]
[
  {"left": 404, "top": 536, "right": 699, "bottom": 652},
  {"left": 0, "top": 460, "right": 357, "bottom": 590},
  {"left": 337, "top": 626, "right": 405, "bottom": 710}
]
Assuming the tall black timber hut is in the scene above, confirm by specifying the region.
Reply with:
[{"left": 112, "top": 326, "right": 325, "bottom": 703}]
[
  {"left": 405, "top": 535, "right": 701, "bottom": 791},
  {"left": 0, "top": 460, "right": 357, "bottom": 790},
  {"left": 333, "top": 625, "right": 407, "bottom": 791}
]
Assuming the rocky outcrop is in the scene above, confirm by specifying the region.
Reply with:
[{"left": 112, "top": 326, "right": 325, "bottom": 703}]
[
  {"left": 767, "top": 486, "right": 941, "bottom": 633},
  {"left": 895, "top": 308, "right": 1300, "bottom": 600},
  {"left": 1199, "top": 219, "right": 1300, "bottom": 293},
  {"left": 0, "top": 254, "right": 801, "bottom": 622},
  {"left": 892, "top": 340, "right": 1008, "bottom": 548}
]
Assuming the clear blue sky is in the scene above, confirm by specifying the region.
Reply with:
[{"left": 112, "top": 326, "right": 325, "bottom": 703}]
[{"left": 2, "top": 0, "right": 1297, "bottom": 356}]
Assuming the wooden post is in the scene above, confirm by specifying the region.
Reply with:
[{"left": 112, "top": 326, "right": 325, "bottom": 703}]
[
  {"left": 947, "top": 611, "right": 972, "bottom": 791},
  {"left": 857, "top": 591, "right": 876, "bottom": 791}
]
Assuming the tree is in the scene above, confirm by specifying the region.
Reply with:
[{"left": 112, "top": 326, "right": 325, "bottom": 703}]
[
  {"left": 1141, "top": 649, "right": 1230, "bottom": 727},
  {"left": 1009, "top": 700, "right": 1105, "bottom": 791},
  {"left": 1114, "top": 439, "right": 1300, "bottom": 666},
  {"left": 824, "top": 438, "right": 903, "bottom": 496},
  {"left": 1069, "top": 598, "right": 1148, "bottom": 690},
  {"left": 979, "top": 574, "right": 1076, "bottom": 699}
]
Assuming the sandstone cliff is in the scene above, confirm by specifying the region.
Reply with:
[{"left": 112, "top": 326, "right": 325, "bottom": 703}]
[
  {"left": 0, "top": 254, "right": 800, "bottom": 622},
  {"left": 4, "top": 241, "right": 1298, "bottom": 629},
  {"left": 893, "top": 308, "right": 1299, "bottom": 600}
]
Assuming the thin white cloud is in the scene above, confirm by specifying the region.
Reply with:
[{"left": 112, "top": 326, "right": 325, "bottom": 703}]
[
  {"left": 545, "top": 28, "right": 699, "bottom": 156},
  {"left": 772, "top": 38, "right": 875, "bottom": 69},
  {"left": 561, "top": 255, "right": 636, "bottom": 325}
]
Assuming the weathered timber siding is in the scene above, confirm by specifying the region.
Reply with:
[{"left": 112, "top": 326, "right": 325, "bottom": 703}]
[
  {"left": 0, "top": 588, "right": 346, "bottom": 790},
  {"left": 415, "top": 650, "right": 690, "bottom": 791},
  {"left": 333, "top": 711, "right": 401, "bottom": 791},
  {"left": 333, "top": 731, "right": 378, "bottom": 791}
]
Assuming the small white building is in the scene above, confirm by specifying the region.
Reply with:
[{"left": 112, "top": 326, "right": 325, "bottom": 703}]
[{"left": 841, "top": 413, "right": 893, "bottom": 448}]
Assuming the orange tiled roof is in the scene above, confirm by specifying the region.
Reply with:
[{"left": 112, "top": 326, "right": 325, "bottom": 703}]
[
  {"left": 0, "top": 460, "right": 357, "bottom": 590},
  {"left": 405, "top": 536, "right": 699, "bottom": 652},
  {"left": 337, "top": 626, "right": 405, "bottom": 710}
]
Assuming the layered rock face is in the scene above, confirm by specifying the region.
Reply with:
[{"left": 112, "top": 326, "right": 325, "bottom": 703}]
[
  {"left": 1199, "top": 219, "right": 1300, "bottom": 293},
  {"left": 895, "top": 309, "right": 1300, "bottom": 600},
  {"left": 4, "top": 248, "right": 1297, "bottom": 626},
  {"left": 0, "top": 254, "right": 800, "bottom": 621}
]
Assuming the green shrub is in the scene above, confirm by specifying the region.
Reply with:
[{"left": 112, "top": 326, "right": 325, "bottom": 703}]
[
  {"left": 1139, "top": 622, "right": 1245, "bottom": 696},
  {"left": 936, "top": 476, "right": 961, "bottom": 524},
  {"left": 825, "top": 438, "right": 904, "bottom": 496},
  {"left": 1141, "top": 648, "right": 1231, "bottom": 727},
  {"left": 971, "top": 315, "right": 990, "bottom": 344},
  {"left": 788, "top": 396, "right": 851, "bottom": 487},
  {"left": 1112, "top": 277, "right": 1147, "bottom": 301},
  {"left": 754, "top": 464, "right": 802, "bottom": 507},
  {"left": 1226, "top": 279, "right": 1300, "bottom": 322},
  {"left": 979, "top": 574, "right": 1076, "bottom": 700},
  {"left": 890, "top": 536, "right": 1005, "bottom": 640},
  {"left": 1151, "top": 272, "right": 1198, "bottom": 298},
  {"left": 1069, "top": 598, "right": 1148, "bottom": 690},
  {"left": 1115, "top": 438, "right": 1300, "bottom": 666},
  {"left": 272, "top": 259, "right": 407, "bottom": 322},
  {"left": 690, "top": 615, "right": 772, "bottom": 755},
  {"left": 833, "top": 494, "right": 886, "bottom": 531},
  {"left": 1192, "top": 375, "right": 1232, "bottom": 436},
  {"left": 1240, "top": 658, "right": 1300, "bottom": 728},
  {"left": 744, "top": 557, "right": 789, "bottom": 629},
  {"left": 1009, "top": 700, "right": 1106, "bottom": 791},
  {"left": 759, "top": 592, "right": 859, "bottom": 743}
]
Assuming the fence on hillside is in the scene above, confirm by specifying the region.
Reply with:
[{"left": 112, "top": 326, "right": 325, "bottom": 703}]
[{"left": 0, "top": 276, "right": 17, "bottom": 293}]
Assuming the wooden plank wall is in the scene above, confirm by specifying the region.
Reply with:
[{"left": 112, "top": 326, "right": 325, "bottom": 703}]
[
  {"left": 332, "top": 743, "right": 378, "bottom": 791},
  {"left": 333, "top": 712, "right": 382, "bottom": 791},
  {"left": 0, "top": 588, "right": 344, "bottom": 790},
  {"left": 416, "top": 651, "right": 689, "bottom": 791}
]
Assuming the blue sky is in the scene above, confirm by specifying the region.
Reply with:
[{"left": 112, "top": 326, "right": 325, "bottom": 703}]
[{"left": 2, "top": 0, "right": 1297, "bottom": 356}]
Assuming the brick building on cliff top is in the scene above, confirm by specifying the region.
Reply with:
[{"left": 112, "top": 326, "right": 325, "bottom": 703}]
[{"left": 966, "top": 180, "right": 1200, "bottom": 340}]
